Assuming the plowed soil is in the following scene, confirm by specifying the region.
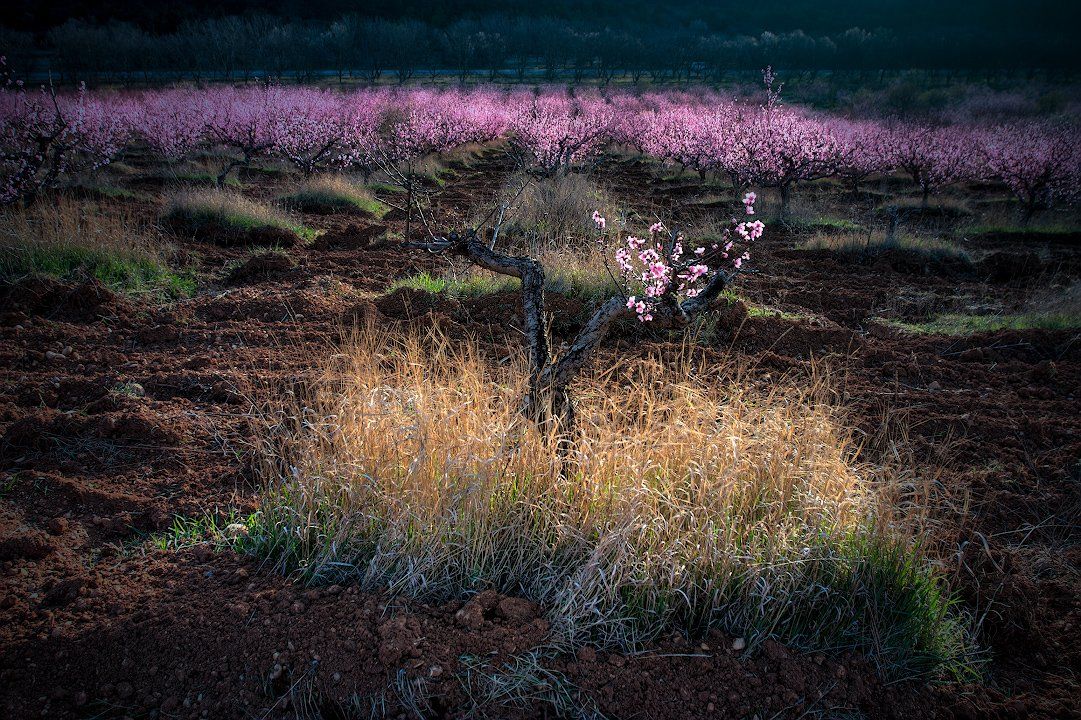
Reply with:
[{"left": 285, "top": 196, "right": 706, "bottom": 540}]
[{"left": 1, "top": 151, "right": 1079, "bottom": 719}]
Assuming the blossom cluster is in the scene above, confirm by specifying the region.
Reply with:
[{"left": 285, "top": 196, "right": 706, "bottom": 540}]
[{"left": 596, "top": 192, "right": 762, "bottom": 323}]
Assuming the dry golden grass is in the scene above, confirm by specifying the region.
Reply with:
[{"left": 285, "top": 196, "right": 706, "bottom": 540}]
[
  {"left": 282, "top": 175, "right": 389, "bottom": 217},
  {"left": 165, "top": 188, "right": 289, "bottom": 226},
  {"left": 492, "top": 173, "right": 617, "bottom": 251},
  {"left": 251, "top": 325, "right": 975, "bottom": 677},
  {"left": 0, "top": 198, "right": 192, "bottom": 296},
  {"left": 163, "top": 188, "right": 315, "bottom": 241},
  {"left": 2, "top": 197, "right": 157, "bottom": 259}
]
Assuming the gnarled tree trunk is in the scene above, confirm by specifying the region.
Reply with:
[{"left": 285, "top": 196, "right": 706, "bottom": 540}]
[{"left": 409, "top": 229, "right": 737, "bottom": 447}]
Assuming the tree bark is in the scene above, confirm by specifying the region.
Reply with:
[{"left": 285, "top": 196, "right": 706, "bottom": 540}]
[{"left": 779, "top": 183, "right": 792, "bottom": 221}]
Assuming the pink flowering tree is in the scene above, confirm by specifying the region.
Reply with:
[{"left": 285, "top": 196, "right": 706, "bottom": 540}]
[
  {"left": 272, "top": 89, "right": 356, "bottom": 176},
  {"left": 128, "top": 89, "right": 208, "bottom": 163},
  {"left": 336, "top": 90, "right": 393, "bottom": 180},
  {"left": 737, "top": 71, "right": 839, "bottom": 220},
  {"left": 888, "top": 124, "right": 972, "bottom": 208},
  {"left": 370, "top": 88, "right": 509, "bottom": 240},
  {"left": 0, "top": 70, "right": 126, "bottom": 206},
  {"left": 508, "top": 92, "right": 613, "bottom": 177},
  {"left": 608, "top": 198, "right": 762, "bottom": 323},
  {"left": 202, "top": 86, "right": 289, "bottom": 187},
  {"left": 984, "top": 122, "right": 1080, "bottom": 224},
  {"left": 639, "top": 104, "right": 742, "bottom": 185},
  {"left": 408, "top": 192, "right": 763, "bottom": 442},
  {"left": 830, "top": 119, "right": 895, "bottom": 196}
]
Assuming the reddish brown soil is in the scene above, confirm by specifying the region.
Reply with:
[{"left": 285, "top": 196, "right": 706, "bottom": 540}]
[{"left": 1, "top": 152, "right": 1079, "bottom": 719}]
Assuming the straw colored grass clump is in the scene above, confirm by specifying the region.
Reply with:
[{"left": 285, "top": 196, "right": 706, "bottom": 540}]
[
  {"left": 252, "top": 326, "right": 975, "bottom": 678},
  {"left": 0, "top": 198, "right": 193, "bottom": 297},
  {"left": 282, "top": 175, "right": 389, "bottom": 217},
  {"left": 163, "top": 189, "right": 316, "bottom": 243}
]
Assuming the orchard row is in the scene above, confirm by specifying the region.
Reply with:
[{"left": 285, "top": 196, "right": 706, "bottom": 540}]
[{"left": 3, "top": 81, "right": 1078, "bottom": 218}]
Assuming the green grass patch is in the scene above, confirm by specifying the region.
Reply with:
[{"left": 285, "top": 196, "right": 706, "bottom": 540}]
[
  {"left": 164, "top": 190, "right": 317, "bottom": 243},
  {"left": 880, "top": 313, "right": 1081, "bottom": 335},
  {"left": 388, "top": 263, "right": 619, "bottom": 304},
  {"left": 389, "top": 271, "right": 517, "bottom": 298},
  {"left": 961, "top": 223, "right": 1079, "bottom": 238},
  {"left": 790, "top": 216, "right": 864, "bottom": 233},
  {"left": 366, "top": 182, "right": 408, "bottom": 195},
  {"left": 175, "top": 171, "right": 244, "bottom": 189},
  {"left": 145, "top": 511, "right": 260, "bottom": 554},
  {"left": 3, "top": 245, "right": 195, "bottom": 297},
  {"left": 73, "top": 183, "right": 142, "bottom": 202},
  {"left": 0, "top": 199, "right": 195, "bottom": 298},
  {"left": 0, "top": 473, "right": 18, "bottom": 499},
  {"left": 283, "top": 176, "right": 389, "bottom": 218},
  {"left": 803, "top": 232, "right": 970, "bottom": 263}
]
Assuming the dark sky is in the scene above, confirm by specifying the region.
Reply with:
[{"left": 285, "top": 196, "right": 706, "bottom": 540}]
[{"left": 2, "top": 0, "right": 1078, "bottom": 38}]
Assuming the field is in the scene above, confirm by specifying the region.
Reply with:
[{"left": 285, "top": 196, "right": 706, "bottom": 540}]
[{"left": 0, "top": 83, "right": 1079, "bottom": 720}]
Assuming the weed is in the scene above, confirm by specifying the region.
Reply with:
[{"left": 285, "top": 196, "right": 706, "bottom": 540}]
[
  {"left": 458, "top": 651, "right": 603, "bottom": 719},
  {"left": 146, "top": 511, "right": 259, "bottom": 554},
  {"left": 164, "top": 189, "right": 317, "bottom": 242},
  {"left": 0, "top": 473, "right": 17, "bottom": 498}
]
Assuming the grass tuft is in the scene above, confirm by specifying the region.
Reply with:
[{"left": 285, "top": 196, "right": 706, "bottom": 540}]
[
  {"left": 789, "top": 216, "right": 864, "bottom": 233},
  {"left": 881, "top": 313, "right": 1081, "bottom": 335},
  {"left": 490, "top": 174, "right": 616, "bottom": 250},
  {"left": 0, "top": 199, "right": 194, "bottom": 298},
  {"left": 250, "top": 326, "right": 978, "bottom": 680},
  {"left": 366, "top": 182, "right": 408, "bottom": 196},
  {"left": 458, "top": 651, "right": 603, "bottom": 719},
  {"left": 962, "top": 223, "right": 1079, "bottom": 238},
  {"left": 163, "top": 189, "right": 317, "bottom": 242},
  {"left": 803, "top": 231, "right": 971, "bottom": 263},
  {"left": 282, "top": 175, "right": 390, "bottom": 218},
  {"left": 146, "top": 512, "right": 258, "bottom": 554}
]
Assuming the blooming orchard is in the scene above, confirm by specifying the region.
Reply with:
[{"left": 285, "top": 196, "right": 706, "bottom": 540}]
[
  {"left": 2, "top": 79, "right": 1079, "bottom": 212},
  {"left": 1, "top": 59, "right": 123, "bottom": 204},
  {"left": 888, "top": 124, "right": 974, "bottom": 206}
]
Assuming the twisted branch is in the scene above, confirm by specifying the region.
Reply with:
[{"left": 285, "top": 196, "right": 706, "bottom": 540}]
[{"left": 406, "top": 225, "right": 736, "bottom": 439}]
